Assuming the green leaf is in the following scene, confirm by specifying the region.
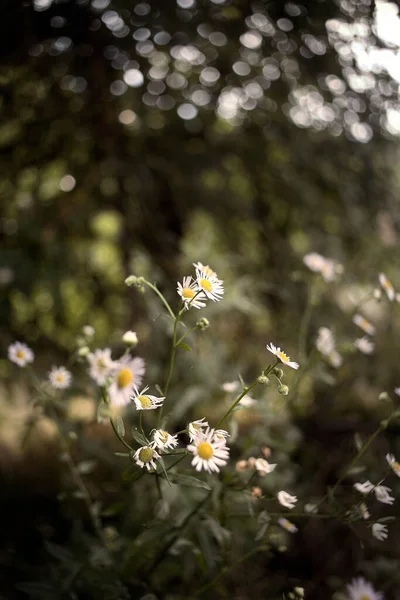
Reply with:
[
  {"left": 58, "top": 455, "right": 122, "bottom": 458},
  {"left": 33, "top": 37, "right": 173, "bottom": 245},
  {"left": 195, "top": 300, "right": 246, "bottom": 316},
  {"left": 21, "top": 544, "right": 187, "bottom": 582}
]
[
  {"left": 97, "top": 401, "right": 112, "bottom": 423},
  {"left": 131, "top": 427, "right": 147, "bottom": 446},
  {"left": 114, "top": 452, "right": 129, "bottom": 457},
  {"left": 116, "top": 415, "right": 125, "bottom": 437},
  {"left": 158, "top": 458, "right": 171, "bottom": 486},
  {"left": 155, "top": 383, "right": 164, "bottom": 396},
  {"left": 167, "top": 472, "right": 211, "bottom": 490},
  {"left": 44, "top": 541, "right": 76, "bottom": 565},
  {"left": 238, "top": 373, "right": 246, "bottom": 390},
  {"left": 177, "top": 342, "right": 192, "bottom": 352}
]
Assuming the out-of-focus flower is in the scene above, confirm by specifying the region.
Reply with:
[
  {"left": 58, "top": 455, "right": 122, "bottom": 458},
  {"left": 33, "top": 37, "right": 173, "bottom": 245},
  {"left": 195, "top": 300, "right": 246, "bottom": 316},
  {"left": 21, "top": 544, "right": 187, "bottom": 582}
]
[
  {"left": 386, "top": 453, "right": 400, "bottom": 477},
  {"left": 329, "top": 351, "right": 343, "bottom": 368},
  {"left": 187, "top": 418, "right": 209, "bottom": 442},
  {"left": 177, "top": 276, "right": 207, "bottom": 309},
  {"left": 372, "top": 523, "right": 388, "bottom": 541},
  {"left": 303, "top": 253, "right": 342, "bottom": 282},
  {"left": 82, "top": 325, "right": 95, "bottom": 338},
  {"left": 394, "top": 387, "right": 400, "bottom": 397},
  {"left": 355, "top": 337, "right": 374, "bottom": 354},
  {"left": 266, "top": 343, "right": 299, "bottom": 370},
  {"left": 316, "top": 327, "right": 335, "bottom": 355},
  {"left": 255, "top": 458, "right": 277, "bottom": 476},
  {"left": 360, "top": 502, "right": 370, "bottom": 520},
  {"left": 8, "top": 342, "right": 34, "bottom": 367},
  {"left": 239, "top": 394, "right": 257, "bottom": 407},
  {"left": 132, "top": 386, "right": 165, "bottom": 411},
  {"left": 374, "top": 485, "right": 394, "bottom": 505},
  {"left": 346, "top": 577, "right": 383, "bottom": 600},
  {"left": 379, "top": 273, "right": 395, "bottom": 301},
  {"left": 122, "top": 330, "right": 138, "bottom": 347},
  {"left": 193, "top": 262, "right": 218, "bottom": 278},
  {"left": 222, "top": 381, "right": 240, "bottom": 393},
  {"left": 353, "top": 314, "right": 376, "bottom": 336},
  {"left": 278, "top": 518, "right": 298, "bottom": 533},
  {"left": 87, "top": 348, "right": 115, "bottom": 385},
  {"left": 134, "top": 444, "right": 160, "bottom": 471},
  {"left": 277, "top": 490, "right": 297, "bottom": 509},
  {"left": 49, "top": 366, "right": 72, "bottom": 390},
  {"left": 108, "top": 356, "right": 145, "bottom": 407},
  {"left": 354, "top": 481, "right": 375, "bottom": 494},
  {"left": 187, "top": 427, "right": 230, "bottom": 473},
  {"left": 251, "top": 486, "right": 263, "bottom": 498}
]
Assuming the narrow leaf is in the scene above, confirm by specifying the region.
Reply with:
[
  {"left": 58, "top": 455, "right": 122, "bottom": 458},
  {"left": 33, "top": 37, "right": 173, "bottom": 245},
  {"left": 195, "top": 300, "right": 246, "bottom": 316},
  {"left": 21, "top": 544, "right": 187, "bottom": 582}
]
[
  {"left": 167, "top": 472, "right": 211, "bottom": 490},
  {"left": 131, "top": 427, "right": 147, "bottom": 446},
  {"left": 177, "top": 342, "right": 192, "bottom": 352},
  {"left": 116, "top": 416, "right": 125, "bottom": 437}
]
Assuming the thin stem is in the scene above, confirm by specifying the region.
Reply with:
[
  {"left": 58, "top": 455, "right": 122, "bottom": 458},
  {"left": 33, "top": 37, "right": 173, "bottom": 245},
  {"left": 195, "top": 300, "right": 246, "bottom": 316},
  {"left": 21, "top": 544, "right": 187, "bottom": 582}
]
[
  {"left": 166, "top": 454, "right": 187, "bottom": 471},
  {"left": 143, "top": 280, "right": 176, "bottom": 320},
  {"left": 110, "top": 418, "right": 134, "bottom": 452},
  {"left": 175, "top": 325, "right": 197, "bottom": 347},
  {"left": 158, "top": 310, "right": 182, "bottom": 427},
  {"left": 215, "top": 380, "right": 259, "bottom": 429},
  {"left": 139, "top": 411, "right": 145, "bottom": 438}
]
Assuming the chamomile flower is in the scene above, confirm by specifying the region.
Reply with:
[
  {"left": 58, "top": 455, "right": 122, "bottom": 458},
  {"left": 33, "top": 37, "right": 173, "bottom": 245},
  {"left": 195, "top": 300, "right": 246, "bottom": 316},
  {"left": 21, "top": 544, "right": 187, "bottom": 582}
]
[
  {"left": 372, "top": 523, "right": 388, "bottom": 541},
  {"left": 353, "top": 314, "right": 376, "bottom": 336},
  {"left": 255, "top": 458, "right": 277, "bottom": 476},
  {"left": 8, "top": 342, "right": 34, "bottom": 367},
  {"left": 187, "top": 418, "right": 209, "bottom": 442},
  {"left": 277, "top": 490, "right": 297, "bottom": 509},
  {"left": 355, "top": 337, "right": 375, "bottom": 355},
  {"left": 266, "top": 343, "right": 299, "bottom": 370},
  {"left": 374, "top": 485, "right": 394, "bottom": 505},
  {"left": 187, "top": 427, "right": 230, "bottom": 473},
  {"left": 278, "top": 518, "right": 298, "bottom": 533},
  {"left": 346, "top": 577, "right": 383, "bottom": 600},
  {"left": 153, "top": 429, "right": 179, "bottom": 451},
  {"left": 108, "top": 356, "right": 146, "bottom": 407},
  {"left": 379, "top": 273, "right": 395, "bottom": 301},
  {"left": 193, "top": 262, "right": 218, "bottom": 279},
  {"left": 386, "top": 453, "right": 400, "bottom": 477},
  {"left": 177, "top": 276, "right": 207, "bottom": 310},
  {"left": 316, "top": 327, "right": 335, "bottom": 355},
  {"left": 49, "top": 366, "right": 72, "bottom": 390},
  {"left": 195, "top": 271, "right": 224, "bottom": 302},
  {"left": 132, "top": 386, "right": 165, "bottom": 411},
  {"left": 133, "top": 444, "right": 160, "bottom": 471},
  {"left": 354, "top": 481, "right": 375, "bottom": 494},
  {"left": 87, "top": 348, "right": 115, "bottom": 386}
]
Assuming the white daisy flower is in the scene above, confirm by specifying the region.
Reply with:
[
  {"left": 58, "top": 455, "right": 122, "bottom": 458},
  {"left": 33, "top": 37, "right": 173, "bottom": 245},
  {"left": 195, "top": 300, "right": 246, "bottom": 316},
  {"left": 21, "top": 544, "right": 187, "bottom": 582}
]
[
  {"left": 266, "top": 343, "right": 299, "bottom": 370},
  {"left": 132, "top": 386, "right": 165, "bottom": 411},
  {"left": 394, "top": 387, "right": 400, "bottom": 397},
  {"left": 193, "top": 262, "right": 218, "bottom": 279},
  {"left": 372, "top": 523, "right": 388, "bottom": 541},
  {"left": 277, "top": 490, "right": 298, "bottom": 509},
  {"left": 152, "top": 429, "right": 179, "bottom": 451},
  {"left": 316, "top": 327, "right": 335, "bottom": 356},
  {"left": 195, "top": 270, "right": 224, "bottom": 302},
  {"left": 354, "top": 481, "right": 375, "bottom": 494},
  {"left": 374, "top": 485, "right": 394, "bottom": 505},
  {"left": 355, "top": 337, "right": 375, "bottom": 355},
  {"left": 213, "top": 429, "right": 230, "bottom": 440},
  {"left": 222, "top": 381, "right": 240, "bottom": 393},
  {"left": 255, "top": 458, "right": 277, "bottom": 476},
  {"left": 278, "top": 518, "right": 298, "bottom": 533},
  {"left": 8, "top": 342, "right": 34, "bottom": 367},
  {"left": 177, "top": 276, "right": 207, "bottom": 310},
  {"left": 87, "top": 348, "right": 115, "bottom": 386},
  {"left": 122, "top": 330, "right": 138, "bottom": 347},
  {"left": 187, "top": 418, "right": 209, "bottom": 442},
  {"left": 133, "top": 444, "right": 160, "bottom": 471},
  {"left": 303, "top": 252, "right": 328, "bottom": 273},
  {"left": 379, "top": 273, "right": 395, "bottom": 301},
  {"left": 187, "top": 427, "right": 230, "bottom": 473},
  {"left": 360, "top": 502, "right": 370, "bottom": 520},
  {"left": 108, "top": 356, "right": 146, "bottom": 407},
  {"left": 346, "top": 577, "right": 383, "bottom": 600},
  {"left": 49, "top": 366, "right": 72, "bottom": 390},
  {"left": 353, "top": 314, "right": 376, "bottom": 336},
  {"left": 329, "top": 350, "right": 343, "bottom": 368},
  {"left": 386, "top": 453, "right": 400, "bottom": 477}
]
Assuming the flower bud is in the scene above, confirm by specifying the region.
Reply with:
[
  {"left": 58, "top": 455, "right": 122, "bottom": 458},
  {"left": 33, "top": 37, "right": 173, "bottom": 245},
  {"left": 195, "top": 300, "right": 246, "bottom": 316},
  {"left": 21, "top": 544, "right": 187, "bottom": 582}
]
[
  {"left": 235, "top": 460, "right": 248, "bottom": 473},
  {"left": 257, "top": 375, "right": 270, "bottom": 385},
  {"left": 373, "top": 288, "right": 382, "bottom": 300},
  {"left": 247, "top": 457, "right": 256, "bottom": 468},
  {"left": 272, "top": 367, "right": 284, "bottom": 379},
  {"left": 82, "top": 325, "right": 95, "bottom": 338},
  {"left": 278, "top": 384, "right": 289, "bottom": 396},
  {"left": 251, "top": 486, "right": 263, "bottom": 499},
  {"left": 378, "top": 392, "right": 390, "bottom": 402},
  {"left": 125, "top": 275, "right": 145, "bottom": 288},
  {"left": 78, "top": 346, "right": 90, "bottom": 357},
  {"left": 122, "top": 330, "right": 138, "bottom": 347},
  {"left": 196, "top": 317, "right": 210, "bottom": 330}
]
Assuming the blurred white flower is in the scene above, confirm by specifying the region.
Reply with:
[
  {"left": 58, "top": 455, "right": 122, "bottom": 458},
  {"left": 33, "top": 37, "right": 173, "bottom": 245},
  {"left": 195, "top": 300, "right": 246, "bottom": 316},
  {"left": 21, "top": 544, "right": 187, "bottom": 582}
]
[
  {"left": 239, "top": 394, "right": 257, "bottom": 407},
  {"left": 372, "top": 523, "right": 388, "bottom": 541},
  {"left": 87, "top": 348, "right": 115, "bottom": 385},
  {"left": 316, "top": 327, "right": 335, "bottom": 355},
  {"left": 347, "top": 577, "right": 383, "bottom": 600},
  {"left": 277, "top": 490, "right": 297, "bottom": 509},
  {"left": 329, "top": 350, "right": 343, "bottom": 368},
  {"left": 177, "top": 276, "right": 207, "bottom": 309},
  {"left": 8, "top": 342, "right": 34, "bottom": 367},
  {"left": 360, "top": 502, "right": 370, "bottom": 519},
  {"left": 222, "top": 381, "right": 240, "bottom": 393},
  {"left": 353, "top": 314, "right": 376, "bottom": 336},
  {"left": 355, "top": 337, "right": 374, "bottom": 355},
  {"left": 132, "top": 386, "right": 165, "bottom": 411},
  {"left": 122, "top": 330, "right": 138, "bottom": 346},
  {"left": 278, "top": 517, "right": 298, "bottom": 533},
  {"left": 153, "top": 429, "right": 179, "bottom": 451},
  {"left": 187, "top": 427, "right": 229, "bottom": 473},
  {"left": 108, "top": 356, "right": 145, "bottom": 407},
  {"left": 134, "top": 444, "right": 160, "bottom": 471},
  {"left": 303, "top": 253, "right": 341, "bottom": 282},
  {"left": 214, "top": 429, "right": 230, "bottom": 440},
  {"left": 394, "top": 387, "right": 400, "bottom": 397},
  {"left": 49, "top": 366, "right": 72, "bottom": 390},
  {"left": 386, "top": 453, "right": 400, "bottom": 477},
  {"left": 374, "top": 485, "right": 394, "bottom": 505},
  {"left": 187, "top": 418, "right": 209, "bottom": 442},
  {"left": 82, "top": 325, "right": 95, "bottom": 338},
  {"left": 266, "top": 343, "right": 299, "bottom": 370},
  {"left": 379, "top": 273, "right": 395, "bottom": 301},
  {"left": 255, "top": 458, "right": 277, "bottom": 476},
  {"left": 354, "top": 480, "right": 375, "bottom": 494}
]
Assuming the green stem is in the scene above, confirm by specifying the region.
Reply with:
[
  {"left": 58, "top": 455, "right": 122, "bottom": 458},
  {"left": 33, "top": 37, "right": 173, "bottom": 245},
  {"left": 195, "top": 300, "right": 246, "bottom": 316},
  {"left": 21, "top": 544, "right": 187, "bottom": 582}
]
[
  {"left": 166, "top": 454, "right": 187, "bottom": 471},
  {"left": 139, "top": 411, "right": 145, "bottom": 438},
  {"left": 110, "top": 418, "right": 134, "bottom": 452},
  {"left": 143, "top": 280, "right": 176, "bottom": 320},
  {"left": 158, "top": 310, "right": 183, "bottom": 427},
  {"left": 175, "top": 325, "right": 197, "bottom": 347}
]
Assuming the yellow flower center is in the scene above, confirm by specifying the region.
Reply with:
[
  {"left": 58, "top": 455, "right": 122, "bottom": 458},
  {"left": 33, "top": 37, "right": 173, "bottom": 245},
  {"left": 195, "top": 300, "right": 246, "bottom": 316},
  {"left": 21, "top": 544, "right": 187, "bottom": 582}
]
[
  {"left": 360, "top": 596, "right": 371, "bottom": 600},
  {"left": 200, "top": 278, "right": 213, "bottom": 293},
  {"left": 182, "top": 287, "right": 195, "bottom": 299},
  {"left": 16, "top": 350, "right": 26, "bottom": 359},
  {"left": 277, "top": 350, "right": 290, "bottom": 363},
  {"left": 203, "top": 265, "right": 216, "bottom": 277},
  {"left": 139, "top": 447, "right": 154, "bottom": 463},
  {"left": 56, "top": 374, "right": 65, "bottom": 382},
  {"left": 197, "top": 442, "right": 214, "bottom": 460},
  {"left": 393, "top": 461, "right": 400, "bottom": 473},
  {"left": 361, "top": 318, "right": 370, "bottom": 329},
  {"left": 159, "top": 430, "right": 169, "bottom": 443},
  {"left": 138, "top": 395, "right": 152, "bottom": 408},
  {"left": 117, "top": 368, "right": 133, "bottom": 389}
]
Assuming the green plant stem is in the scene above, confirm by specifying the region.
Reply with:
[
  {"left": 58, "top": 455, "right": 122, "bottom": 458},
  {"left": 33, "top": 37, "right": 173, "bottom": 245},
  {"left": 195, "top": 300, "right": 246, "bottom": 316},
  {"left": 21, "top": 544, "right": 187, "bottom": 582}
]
[
  {"left": 143, "top": 280, "right": 176, "bottom": 320},
  {"left": 158, "top": 309, "right": 184, "bottom": 427},
  {"left": 139, "top": 411, "right": 145, "bottom": 438},
  {"left": 110, "top": 418, "right": 134, "bottom": 452},
  {"left": 175, "top": 325, "right": 197, "bottom": 346},
  {"left": 166, "top": 454, "right": 187, "bottom": 471}
]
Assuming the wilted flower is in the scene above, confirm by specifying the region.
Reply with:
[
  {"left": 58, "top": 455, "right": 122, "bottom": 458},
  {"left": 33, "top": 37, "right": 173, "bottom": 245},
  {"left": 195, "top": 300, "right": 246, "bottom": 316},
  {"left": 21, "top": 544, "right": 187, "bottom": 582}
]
[
  {"left": 187, "top": 427, "right": 230, "bottom": 473},
  {"left": 255, "top": 458, "right": 277, "bottom": 476},
  {"left": 87, "top": 348, "right": 115, "bottom": 385},
  {"left": 374, "top": 485, "right": 394, "bottom": 505},
  {"left": 354, "top": 480, "right": 375, "bottom": 494},
  {"left": 108, "top": 356, "right": 146, "bottom": 407},
  {"left": 278, "top": 518, "right": 298, "bottom": 533},
  {"left": 316, "top": 327, "right": 335, "bottom": 355},
  {"left": 266, "top": 343, "right": 299, "bottom": 370},
  {"left": 277, "top": 490, "right": 297, "bottom": 509},
  {"left": 379, "top": 273, "right": 395, "bottom": 301},
  {"left": 187, "top": 418, "right": 209, "bottom": 442},
  {"left": 153, "top": 429, "right": 179, "bottom": 451},
  {"left": 355, "top": 337, "right": 375, "bottom": 355},
  {"left": 193, "top": 262, "right": 218, "bottom": 278},
  {"left": 372, "top": 523, "right": 388, "bottom": 541},
  {"left": 386, "top": 453, "right": 400, "bottom": 477},
  {"left": 133, "top": 444, "right": 160, "bottom": 471},
  {"left": 132, "top": 386, "right": 165, "bottom": 411},
  {"left": 49, "top": 366, "right": 72, "bottom": 390},
  {"left": 353, "top": 314, "right": 376, "bottom": 336},
  {"left": 177, "top": 276, "right": 207, "bottom": 310},
  {"left": 8, "top": 342, "right": 34, "bottom": 367},
  {"left": 346, "top": 577, "right": 383, "bottom": 600}
]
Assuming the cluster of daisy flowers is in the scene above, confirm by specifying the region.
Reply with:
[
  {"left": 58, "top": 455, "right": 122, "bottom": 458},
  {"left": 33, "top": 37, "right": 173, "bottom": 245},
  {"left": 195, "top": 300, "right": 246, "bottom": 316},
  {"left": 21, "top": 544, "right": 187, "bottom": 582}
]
[
  {"left": 177, "top": 262, "right": 224, "bottom": 309},
  {"left": 8, "top": 341, "right": 73, "bottom": 390}
]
